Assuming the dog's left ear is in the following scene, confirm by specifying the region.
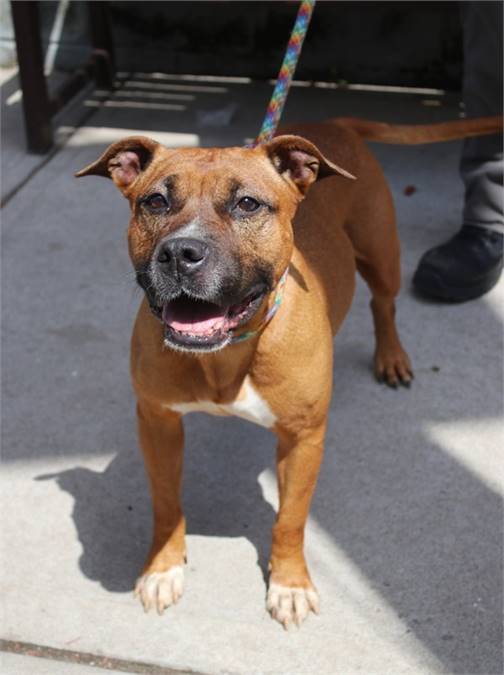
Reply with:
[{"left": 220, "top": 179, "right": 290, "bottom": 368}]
[
  {"left": 264, "top": 135, "right": 356, "bottom": 196},
  {"left": 75, "top": 136, "right": 160, "bottom": 195}
]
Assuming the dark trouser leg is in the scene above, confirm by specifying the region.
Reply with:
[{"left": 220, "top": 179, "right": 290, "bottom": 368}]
[
  {"left": 413, "top": 1, "right": 503, "bottom": 302},
  {"left": 460, "top": 1, "right": 503, "bottom": 233}
]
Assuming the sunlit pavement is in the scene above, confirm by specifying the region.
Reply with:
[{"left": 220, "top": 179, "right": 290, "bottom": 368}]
[{"left": 1, "top": 69, "right": 502, "bottom": 675}]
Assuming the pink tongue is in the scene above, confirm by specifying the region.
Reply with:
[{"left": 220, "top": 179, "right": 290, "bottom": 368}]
[{"left": 163, "top": 298, "right": 228, "bottom": 335}]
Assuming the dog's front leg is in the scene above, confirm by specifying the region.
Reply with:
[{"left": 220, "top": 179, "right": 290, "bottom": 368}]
[
  {"left": 267, "top": 424, "right": 325, "bottom": 628},
  {"left": 134, "top": 402, "right": 186, "bottom": 615}
]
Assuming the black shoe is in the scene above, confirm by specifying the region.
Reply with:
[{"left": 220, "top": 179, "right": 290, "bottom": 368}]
[{"left": 413, "top": 225, "right": 503, "bottom": 302}]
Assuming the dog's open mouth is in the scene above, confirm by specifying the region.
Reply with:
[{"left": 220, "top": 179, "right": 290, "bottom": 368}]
[{"left": 161, "top": 289, "right": 266, "bottom": 351}]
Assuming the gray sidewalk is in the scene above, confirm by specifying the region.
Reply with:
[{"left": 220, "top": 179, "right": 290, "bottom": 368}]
[{"left": 1, "top": 70, "right": 503, "bottom": 675}]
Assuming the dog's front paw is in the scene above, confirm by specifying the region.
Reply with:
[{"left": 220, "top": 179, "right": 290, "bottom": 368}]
[
  {"left": 134, "top": 565, "right": 184, "bottom": 615},
  {"left": 266, "top": 582, "right": 320, "bottom": 629}
]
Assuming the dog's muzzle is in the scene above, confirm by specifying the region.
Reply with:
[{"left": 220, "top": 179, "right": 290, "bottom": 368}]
[{"left": 137, "top": 236, "right": 270, "bottom": 352}]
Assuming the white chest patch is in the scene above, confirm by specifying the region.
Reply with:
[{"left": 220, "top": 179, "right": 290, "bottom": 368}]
[{"left": 170, "top": 377, "right": 276, "bottom": 429}]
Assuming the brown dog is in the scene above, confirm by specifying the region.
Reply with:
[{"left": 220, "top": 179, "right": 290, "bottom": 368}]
[{"left": 76, "top": 115, "right": 502, "bottom": 628}]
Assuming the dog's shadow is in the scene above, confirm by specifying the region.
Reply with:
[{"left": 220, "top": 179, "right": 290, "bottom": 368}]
[{"left": 37, "top": 414, "right": 276, "bottom": 593}]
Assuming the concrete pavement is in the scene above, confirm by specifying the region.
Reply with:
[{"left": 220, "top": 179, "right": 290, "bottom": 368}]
[{"left": 1, "top": 70, "right": 503, "bottom": 674}]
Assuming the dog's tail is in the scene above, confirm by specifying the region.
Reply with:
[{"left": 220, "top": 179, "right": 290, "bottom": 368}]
[{"left": 328, "top": 116, "right": 503, "bottom": 144}]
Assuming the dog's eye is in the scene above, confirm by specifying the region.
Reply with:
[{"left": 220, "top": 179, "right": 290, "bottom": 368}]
[
  {"left": 144, "top": 193, "right": 169, "bottom": 211},
  {"left": 236, "top": 196, "right": 260, "bottom": 213}
]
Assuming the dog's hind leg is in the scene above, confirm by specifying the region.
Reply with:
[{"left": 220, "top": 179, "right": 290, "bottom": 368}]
[{"left": 344, "top": 168, "right": 413, "bottom": 387}]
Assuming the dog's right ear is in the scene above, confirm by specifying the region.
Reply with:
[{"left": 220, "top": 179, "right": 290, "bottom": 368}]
[{"left": 75, "top": 136, "right": 160, "bottom": 195}]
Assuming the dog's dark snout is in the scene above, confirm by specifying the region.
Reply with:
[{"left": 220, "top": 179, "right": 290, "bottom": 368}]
[{"left": 157, "top": 237, "right": 209, "bottom": 275}]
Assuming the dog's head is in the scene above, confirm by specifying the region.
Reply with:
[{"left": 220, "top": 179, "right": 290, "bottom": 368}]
[{"left": 76, "top": 135, "right": 354, "bottom": 353}]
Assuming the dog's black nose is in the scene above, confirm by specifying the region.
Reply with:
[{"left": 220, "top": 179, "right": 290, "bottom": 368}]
[{"left": 157, "top": 237, "right": 209, "bottom": 276}]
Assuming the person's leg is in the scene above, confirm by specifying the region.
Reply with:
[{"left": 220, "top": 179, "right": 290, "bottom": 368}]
[
  {"left": 460, "top": 0, "right": 503, "bottom": 233},
  {"left": 413, "top": 0, "right": 503, "bottom": 302}
]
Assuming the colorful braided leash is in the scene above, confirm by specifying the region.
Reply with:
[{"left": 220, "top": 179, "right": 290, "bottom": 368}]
[
  {"left": 255, "top": 0, "right": 316, "bottom": 145},
  {"left": 232, "top": 2, "right": 315, "bottom": 343}
]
